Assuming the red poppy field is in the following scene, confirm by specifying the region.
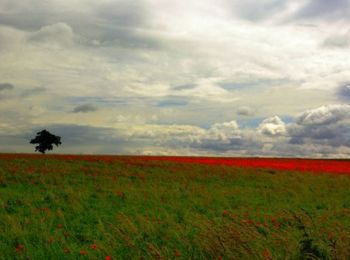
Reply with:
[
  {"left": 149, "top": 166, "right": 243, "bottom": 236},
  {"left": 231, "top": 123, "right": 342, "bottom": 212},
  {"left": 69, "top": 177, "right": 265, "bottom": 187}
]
[{"left": 0, "top": 153, "right": 349, "bottom": 259}]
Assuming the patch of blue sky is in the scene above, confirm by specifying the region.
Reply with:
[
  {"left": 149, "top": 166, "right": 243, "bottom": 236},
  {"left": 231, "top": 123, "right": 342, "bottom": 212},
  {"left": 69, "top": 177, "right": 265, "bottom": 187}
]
[
  {"left": 66, "top": 96, "right": 136, "bottom": 106},
  {"left": 220, "top": 78, "right": 297, "bottom": 91},
  {"left": 238, "top": 117, "right": 265, "bottom": 128},
  {"left": 67, "top": 96, "right": 193, "bottom": 108},
  {"left": 219, "top": 82, "right": 257, "bottom": 91},
  {"left": 239, "top": 115, "right": 294, "bottom": 128},
  {"left": 157, "top": 99, "right": 189, "bottom": 107},
  {"left": 280, "top": 115, "right": 294, "bottom": 124}
]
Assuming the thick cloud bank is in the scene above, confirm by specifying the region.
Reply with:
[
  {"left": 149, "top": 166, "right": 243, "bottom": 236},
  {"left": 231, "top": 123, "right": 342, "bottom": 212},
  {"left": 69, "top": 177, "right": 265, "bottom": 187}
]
[
  {"left": 289, "top": 105, "right": 350, "bottom": 149},
  {"left": 0, "top": 0, "right": 350, "bottom": 157}
]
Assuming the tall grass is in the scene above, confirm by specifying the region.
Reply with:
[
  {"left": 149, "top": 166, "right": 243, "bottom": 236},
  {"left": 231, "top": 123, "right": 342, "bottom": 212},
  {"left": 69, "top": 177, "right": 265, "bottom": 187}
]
[{"left": 0, "top": 155, "right": 349, "bottom": 259}]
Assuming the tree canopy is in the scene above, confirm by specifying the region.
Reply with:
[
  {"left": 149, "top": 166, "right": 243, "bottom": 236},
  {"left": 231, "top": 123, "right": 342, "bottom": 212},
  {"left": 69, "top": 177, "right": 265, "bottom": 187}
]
[{"left": 30, "top": 130, "right": 62, "bottom": 154}]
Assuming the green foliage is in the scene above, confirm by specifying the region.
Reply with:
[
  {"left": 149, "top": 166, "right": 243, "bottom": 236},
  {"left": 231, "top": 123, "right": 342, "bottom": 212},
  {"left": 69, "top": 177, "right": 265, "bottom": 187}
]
[{"left": 0, "top": 156, "right": 349, "bottom": 259}]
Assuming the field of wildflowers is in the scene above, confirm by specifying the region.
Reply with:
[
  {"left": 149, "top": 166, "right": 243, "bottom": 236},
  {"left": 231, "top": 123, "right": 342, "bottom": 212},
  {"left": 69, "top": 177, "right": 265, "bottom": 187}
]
[{"left": 0, "top": 154, "right": 349, "bottom": 259}]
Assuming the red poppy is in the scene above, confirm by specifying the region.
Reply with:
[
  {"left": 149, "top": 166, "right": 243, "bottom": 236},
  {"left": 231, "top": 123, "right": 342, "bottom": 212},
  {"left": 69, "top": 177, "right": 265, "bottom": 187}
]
[
  {"left": 47, "top": 237, "right": 54, "bottom": 244},
  {"left": 222, "top": 210, "right": 230, "bottom": 217},
  {"left": 15, "top": 243, "right": 25, "bottom": 253},
  {"left": 262, "top": 249, "right": 272, "bottom": 259},
  {"left": 90, "top": 244, "right": 97, "bottom": 250}
]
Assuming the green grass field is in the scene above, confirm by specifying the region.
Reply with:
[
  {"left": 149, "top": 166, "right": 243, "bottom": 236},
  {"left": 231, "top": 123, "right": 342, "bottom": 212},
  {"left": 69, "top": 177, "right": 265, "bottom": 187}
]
[{"left": 0, "top": 155, "right": 349, "bottom": 259}]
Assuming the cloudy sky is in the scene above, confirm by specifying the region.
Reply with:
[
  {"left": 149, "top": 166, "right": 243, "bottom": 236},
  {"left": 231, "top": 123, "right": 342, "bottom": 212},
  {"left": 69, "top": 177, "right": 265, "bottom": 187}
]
[{"left": 0, "top": 0, "right": 350, "bottom": 157}]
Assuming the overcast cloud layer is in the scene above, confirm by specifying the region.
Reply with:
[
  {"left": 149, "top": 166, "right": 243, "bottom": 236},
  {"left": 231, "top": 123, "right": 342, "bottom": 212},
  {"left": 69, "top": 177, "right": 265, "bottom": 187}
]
[{"left": 0, "top": 0, "right": 350, "bottom": 157}]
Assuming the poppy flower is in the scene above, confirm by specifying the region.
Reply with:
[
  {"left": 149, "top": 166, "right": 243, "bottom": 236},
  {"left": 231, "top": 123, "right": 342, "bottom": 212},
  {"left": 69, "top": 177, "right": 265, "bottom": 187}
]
[
  {"left": 222, "top": 210, "right": 230, "bottom": 216},
  {"left": 47, "top": 237, "right": 54, "bottom": 244},
  {"left": 15, "top": 243, "right": 25, "bottom": 253},
  {"left": 174, "top": 250, "right": 181, "bottom": 257},
  {"left": 263, "top": 249, "right": 272, "bottom": 259}
]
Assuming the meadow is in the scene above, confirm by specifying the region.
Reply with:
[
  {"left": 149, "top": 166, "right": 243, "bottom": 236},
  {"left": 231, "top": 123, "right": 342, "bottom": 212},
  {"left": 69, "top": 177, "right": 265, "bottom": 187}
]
[{"left": 0, "top": 154, "right": 349, "bottom": 259}]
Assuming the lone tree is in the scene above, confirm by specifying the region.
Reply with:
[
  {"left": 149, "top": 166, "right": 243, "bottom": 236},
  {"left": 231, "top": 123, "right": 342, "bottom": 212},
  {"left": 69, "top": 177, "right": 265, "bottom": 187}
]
[{"left": 30, "top": 129, "right": 62, "bottom": 154}]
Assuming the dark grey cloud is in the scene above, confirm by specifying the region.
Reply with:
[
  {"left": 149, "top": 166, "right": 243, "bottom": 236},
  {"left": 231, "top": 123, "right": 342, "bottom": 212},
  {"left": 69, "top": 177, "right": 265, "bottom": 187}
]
[
  {"left": 337, "top": 83, "right": 350, "bottom": 101},
  {"left": 228, "top": 0, "right": 288, "bottom": 21},
  {"left": 34, "top": 124, "right": 113, "bottom": 145},
  {"left": 193, "top": 137, "right": 244, "bottom": 152},
  {"left": 29, "top": 124, "right": 131, "bottom": 154},
  {"left": 227, "top": 0, "right": 350, "bottom": 23},
  {"left": 0, "top": 1, "right": 61, "bottom": 31},
  {"left": 0, "top": 0, "right": 149, "bottom": 31},
  {"left": 68, "top": 96, "right": 130, "bottom": 106},
  {"left": 0, "top": 83, "right": 14, "bottom": 91},
  {"left": 96, "top": 1, "right": 149, "bottom": 28},
  {"left": 181, "top": 120, "right": 262, "bottom": 153},
  {"left": 288, "top": 104, "right": 350, "bottom": 147},
  {"left": 0, "top": 0, "right": 161, "bottom": 49},
  {"left": 172, "top": 83, "right": 197, "bottom": 91},
  {"left": 295, "top": 104, "right": 350, "bottom": 125},
  {"left": 72, "top": 104, "right": 98, "bottom": 113},
  {"left": 323, "top": 34, "right": 350, "bottom": 48},
  {"left": 289, "top": 124, "right": 350, "bottom": 147},
  {"left": 0, "top": 134, "right": 31, "bottom": 153},
  {"left": 295, "top": 0, "right": 350, "bottom": 20},
  {"left": 236, "top": 106, "right": 254, "bottom": 116},
  {"left": 189, "top": 134, "right": 264, "bottom": 154},
  {"left": 20, "top": 87, "right": 46, "bottom": 97}
]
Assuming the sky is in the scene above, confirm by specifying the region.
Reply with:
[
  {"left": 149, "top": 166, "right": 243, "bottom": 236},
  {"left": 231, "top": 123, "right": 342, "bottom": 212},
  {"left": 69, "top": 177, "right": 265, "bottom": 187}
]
[{"left": 0, "top": 0, "right": 350, "bottom": 157}]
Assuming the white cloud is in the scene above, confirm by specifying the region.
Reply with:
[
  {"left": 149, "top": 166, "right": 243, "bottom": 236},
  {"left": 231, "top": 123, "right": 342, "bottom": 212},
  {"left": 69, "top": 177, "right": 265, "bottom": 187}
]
[
  {"left": 296, "top": 104, "right": 350, "bottom": 125},
  {"left": 206, "top": 120, "right": 240, "bottom": 142},
  {"left": 257, "top": 116, "right": 287, "bottom": 136},
  {"left": 0, "top": 1, "right": 350, "bottom": 157}
]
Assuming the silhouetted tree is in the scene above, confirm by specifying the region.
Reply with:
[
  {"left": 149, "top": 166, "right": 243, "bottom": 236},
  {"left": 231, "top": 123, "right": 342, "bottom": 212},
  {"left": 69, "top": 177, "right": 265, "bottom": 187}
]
[{"left": 30, "top": 130, "right": 62, "bottom": 154}]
